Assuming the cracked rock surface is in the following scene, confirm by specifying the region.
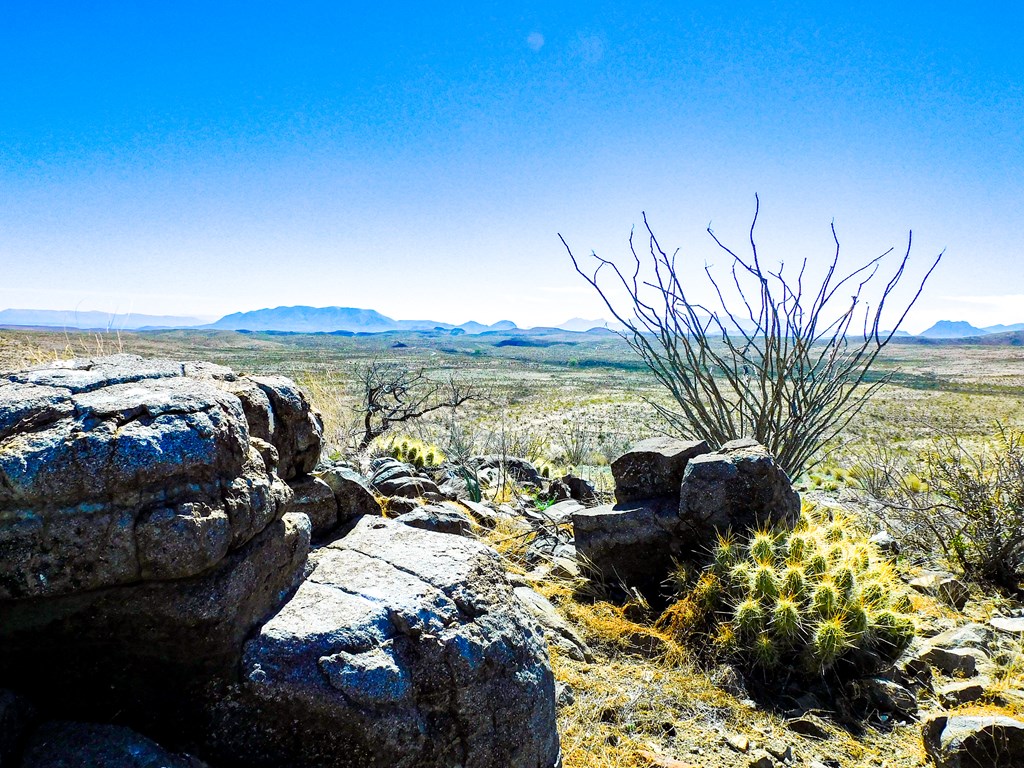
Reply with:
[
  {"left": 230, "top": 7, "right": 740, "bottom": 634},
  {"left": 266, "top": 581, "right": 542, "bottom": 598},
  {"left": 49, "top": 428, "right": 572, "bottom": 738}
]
[
  {"left": 208, "top": 516, "right": 560, "bottom": 768},
  {"left": 0, "top": 354, "right": 320, "bottom": 600}
]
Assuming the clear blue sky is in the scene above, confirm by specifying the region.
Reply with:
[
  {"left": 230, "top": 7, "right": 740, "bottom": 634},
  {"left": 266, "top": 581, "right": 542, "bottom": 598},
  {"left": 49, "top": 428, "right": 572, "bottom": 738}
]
[{"left": 1, "top": 2, "right": 1021, "bottom": 331}]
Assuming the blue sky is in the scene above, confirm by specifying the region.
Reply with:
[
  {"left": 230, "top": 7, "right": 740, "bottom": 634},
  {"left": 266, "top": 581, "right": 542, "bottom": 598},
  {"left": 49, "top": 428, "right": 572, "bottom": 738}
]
[{"left": 0, "top": 2, "right": 1021, "bottom": 331}]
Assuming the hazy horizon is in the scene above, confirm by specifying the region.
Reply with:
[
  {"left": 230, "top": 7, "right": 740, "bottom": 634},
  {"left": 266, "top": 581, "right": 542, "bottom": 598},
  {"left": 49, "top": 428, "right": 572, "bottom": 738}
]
[{"left": 2, "top": 3, "right": 1021, "bottom": 335}]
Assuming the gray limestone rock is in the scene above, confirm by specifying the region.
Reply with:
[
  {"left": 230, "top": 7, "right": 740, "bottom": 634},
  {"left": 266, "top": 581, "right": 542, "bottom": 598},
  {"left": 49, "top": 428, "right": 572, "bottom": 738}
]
[{"left": 208, "top": 517, "right": 560, "bottom": 768}]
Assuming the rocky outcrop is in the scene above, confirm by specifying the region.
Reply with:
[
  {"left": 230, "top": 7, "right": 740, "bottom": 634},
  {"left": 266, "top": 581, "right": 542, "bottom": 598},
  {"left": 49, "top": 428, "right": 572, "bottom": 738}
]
[
  {"left": 0, "top": 513, "right": 310, "bottom": 727},
  {"left": 575, "top": 438, "right": 799, "bottom": 591},
  {"left": 287, "top": 474, "right": 339, "bottom": 538},
  {"left": 923, "top": 713, "right": 1024, "bottom": 767},
  {"left": 0, "top": 356, "right": 560, "bottom": 767},
  {"left": 207, "top": 517, "right": 560, "bottom": 768},
  {"left": 247, "top": 375, "right": 323, "bottom": 480},
  {"left": 315, "top": 464, "right": 382, "bottom": 528},
  {"left": 0, "top": 355, "right": 312, "bottom": 601},
  {"left": 0, "top": 355, "right": 319, "bottom": 738},
  {"left": 611, "top": 437, "right": 709, "bottom": 503},
  {"left": 370, "top": 458, "right": 442, "bottom": 499}
]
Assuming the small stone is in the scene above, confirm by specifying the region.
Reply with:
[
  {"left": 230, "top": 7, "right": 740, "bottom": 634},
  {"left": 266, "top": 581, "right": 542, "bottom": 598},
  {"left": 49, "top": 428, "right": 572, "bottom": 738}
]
[
  {"left": 787, "top": 716, "right": 830, "bottom": 740},
  {"left": 909, "top": 572, "right": 970, "bottom": 610},
  {"left": 637, "top": 749, "right": 696, "bottom": 768},
  {"left": 766, "top": 740, "right": 793, "bottom": 762},
  {"left": 726, "top": 733, "right": 750, "bottom": 753},
  {"left": 748, "top": 749, "right": 775, "bottom": 768}
]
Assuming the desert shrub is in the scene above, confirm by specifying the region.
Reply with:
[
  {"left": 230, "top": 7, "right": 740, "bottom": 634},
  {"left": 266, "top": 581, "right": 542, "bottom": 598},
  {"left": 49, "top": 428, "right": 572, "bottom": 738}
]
[
  {"left": 868, "top": 426, "right": 1024, "bottom": 589},
  {"left": 660, "top": 506, "right": 916, "bottom": 676},
  {"left": 563, "top": 198, "right": 939, "bottom": 477}
]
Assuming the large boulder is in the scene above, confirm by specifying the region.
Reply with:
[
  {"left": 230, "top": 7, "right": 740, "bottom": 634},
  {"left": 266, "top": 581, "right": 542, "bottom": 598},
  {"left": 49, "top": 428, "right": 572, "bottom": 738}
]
[
  {"left": 922, "top": 713, "right": 1024, "bottom": 767},
  {"left": 19, "top": 721, "right": 207, "bottom": 768},
  {"left": 0, "top": 513, "right": 310, "bottom": 736},
  {"left": 677, "top": 438, "right": 800, "bottom": 546},
  {"left": 611, "top": 437, "right": 709, "bottom": 503},
  {"left": 0, "top": 355, "right": 317, "bottom": 743},
  {"left": 206, "top": 517, "right": 560, "bottom": 768},
  {"left": 575, "top": 438, "right": 799, "bottom": 591},
  {"left": 369, "top": 459, "right": 441, "bottom": 499},
  {"left": 573, "top": 497, "right": 681, "bottom": 589},
  {"left": 0, "top": 355, "right": 303, "bottom": 600}
]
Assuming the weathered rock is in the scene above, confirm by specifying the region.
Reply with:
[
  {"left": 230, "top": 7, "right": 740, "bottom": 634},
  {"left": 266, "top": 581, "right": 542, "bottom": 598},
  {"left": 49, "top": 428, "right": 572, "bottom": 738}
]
[
  {"left": 611, "top": 437, "right": 710, "bottom": 503},
  {"left": 20, "top": 721, "right": 206, "bottom": 768},
  {"left": 869, "top": 529, "right": 901, "bottom": 556},
  {"left": 316, "top": 465, "right": 381, "bottom": 524},
  {"left": 909, "top": 571, "right": 970, "bottom": 611},
  {"left": 920, "top": 646, "right": 984, "bottom": 678},
  {"left": 514, "top": 585, "right": 594, "bottom": 663},
  {"left": 393, "top": 503, "right": 474, "bottom": 536},
  {"left": 208, "top": 517, "right": 560, "bottom": 768},
  {"left": 923, "top": 713, "right": 1024, "bottom": 767},
  {"left": 787, "top": 715, "right": 831, "bottom": 740},
  {"left": 0, "top": 688, "right": 34, "bottom": 766},
  {"left": 249, "top": 375, "right": 324, "bottom": 480},
  {"left": 929, "top": 623, "right": 995, "bottom": 652},
  {"left": 472, "top": 455, "right": 543, "bottom": 487},
  {"left": 939, "top": 680, "right": 988, "bottom": 708},
  {"left": 573, "top": 497, "right": 680, "bottom": 588},
  {"left": 677, "top": 439, "right": 800, "bottom": 545},
  {"left": 539, "top": 499, "right": 585, "bottom": 524},
  {"left": 858, "top": 677, "right": 917, "bottom": 716},
  {"left": 557, "top": 474, "right": 597, "bottom": 503},
  {"left": 370, "top": 459, "right": 442, "bottom": 498},
  {"left": 288, "top": 474, "right": 339, "bottom": 538},
  {"left": 990, "top": 616, "right": 1024, "bottom": 636},
  {"left": 0, "top": 356, "right": 300, "bottom": 601},
  {"left": 0, "top": 513, "right": 310, "bottom": 733}
]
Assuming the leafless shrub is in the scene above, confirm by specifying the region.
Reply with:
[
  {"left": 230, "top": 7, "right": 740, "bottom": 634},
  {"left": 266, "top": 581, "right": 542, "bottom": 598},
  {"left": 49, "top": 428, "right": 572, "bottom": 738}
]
[
  {"left": 351, "top": 360, "right": 478, "bottom": 452},
  {"left": 561, "top": 197, "right": 940, "bottom": 476},
  {"left": 867, "top": 425, "right": 1024, "bottom": 590}
]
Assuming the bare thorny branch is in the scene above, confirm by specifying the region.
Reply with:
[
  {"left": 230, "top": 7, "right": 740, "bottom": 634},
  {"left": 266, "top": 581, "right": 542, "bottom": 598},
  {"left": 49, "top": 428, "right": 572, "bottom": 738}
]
[
  {"left": 354, "top": 360, "right": 478, "bottom": 452},
  {"left": 559, "top": 196, "right": 942, "bottom": 477}
]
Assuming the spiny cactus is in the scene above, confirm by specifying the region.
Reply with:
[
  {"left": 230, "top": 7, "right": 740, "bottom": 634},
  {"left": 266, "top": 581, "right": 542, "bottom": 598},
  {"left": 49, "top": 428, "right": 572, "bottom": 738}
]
[
  {"left": 380, "top": 435, "right": 447, "bottom": 467},
  {"left": 690, "top": 505, "right": 917, "bottom": 676}
]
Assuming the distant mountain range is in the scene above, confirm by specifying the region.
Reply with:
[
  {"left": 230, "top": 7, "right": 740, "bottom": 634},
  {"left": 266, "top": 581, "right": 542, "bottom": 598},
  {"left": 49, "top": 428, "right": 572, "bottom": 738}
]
[
  {"left": 203, "top": 306, "right": 523, "bottom": 334},
  {"left": 0, "top": 309, "right": 208, "bottom": 330},
  {"left": 4, "top": 305, "right": 1022, "bottom": 342},
  {"left": 917, "top": 320, "right": 1024, "bottom": 339}
]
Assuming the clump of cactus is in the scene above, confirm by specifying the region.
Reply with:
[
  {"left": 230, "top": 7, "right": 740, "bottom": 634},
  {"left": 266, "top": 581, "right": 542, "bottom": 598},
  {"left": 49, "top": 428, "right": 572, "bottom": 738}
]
[
  {"left": 382, "top": 435, "right": 446, "bottom": 468},
  {"left": 695, "top": 504, "right": 917, "bottom": 675}
]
